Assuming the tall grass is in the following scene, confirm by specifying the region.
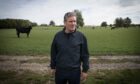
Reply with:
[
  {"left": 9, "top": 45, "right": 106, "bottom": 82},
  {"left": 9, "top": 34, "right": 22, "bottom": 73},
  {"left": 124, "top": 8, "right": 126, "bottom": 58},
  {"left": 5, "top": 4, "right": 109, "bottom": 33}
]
[{"left": 0, "top": 26, "right": 140, "bottom": 56}]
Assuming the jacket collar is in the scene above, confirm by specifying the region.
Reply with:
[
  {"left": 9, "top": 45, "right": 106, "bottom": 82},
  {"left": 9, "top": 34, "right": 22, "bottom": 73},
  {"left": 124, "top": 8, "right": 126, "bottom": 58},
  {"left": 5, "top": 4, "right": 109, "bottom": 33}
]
[{"left": 63, "top": 27, "right": 77, "bottom": 36}]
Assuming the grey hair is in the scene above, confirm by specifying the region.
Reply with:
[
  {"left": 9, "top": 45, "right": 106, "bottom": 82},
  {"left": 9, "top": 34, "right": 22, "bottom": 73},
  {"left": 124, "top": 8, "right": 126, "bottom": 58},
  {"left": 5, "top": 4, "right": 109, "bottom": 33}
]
[{"left": 64, "top": 12, "right": 77, "bottom": 22}]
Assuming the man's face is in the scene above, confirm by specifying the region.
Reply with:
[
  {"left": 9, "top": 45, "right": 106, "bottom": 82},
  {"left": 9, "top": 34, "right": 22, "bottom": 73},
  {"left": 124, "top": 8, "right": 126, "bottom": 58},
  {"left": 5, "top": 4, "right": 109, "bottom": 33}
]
[{"left": 64, "top": 16, "right": 77, "bottom": 32}]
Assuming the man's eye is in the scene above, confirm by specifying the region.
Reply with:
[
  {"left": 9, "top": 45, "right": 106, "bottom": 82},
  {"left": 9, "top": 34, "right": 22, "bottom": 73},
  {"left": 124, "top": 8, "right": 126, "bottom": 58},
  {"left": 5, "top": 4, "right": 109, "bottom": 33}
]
[{"left": 69, "top": 21, "right": 76, "bottom": 22}]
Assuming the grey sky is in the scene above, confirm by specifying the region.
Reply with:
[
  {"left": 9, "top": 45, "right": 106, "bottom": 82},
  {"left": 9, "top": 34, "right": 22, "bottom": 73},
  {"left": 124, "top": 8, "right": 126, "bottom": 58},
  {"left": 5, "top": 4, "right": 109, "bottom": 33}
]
[
  {"left": 0, "top": 0, "right": 140, "bottom": 25},
  {"left": 119, "top": 0, "right": 140, "bottom": 7}
]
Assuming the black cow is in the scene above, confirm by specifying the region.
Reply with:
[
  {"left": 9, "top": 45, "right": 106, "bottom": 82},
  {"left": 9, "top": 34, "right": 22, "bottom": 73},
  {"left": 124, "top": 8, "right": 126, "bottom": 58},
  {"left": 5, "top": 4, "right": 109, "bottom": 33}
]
[{"left": 16, "top": 26, "right": 32, "bottom": 38}]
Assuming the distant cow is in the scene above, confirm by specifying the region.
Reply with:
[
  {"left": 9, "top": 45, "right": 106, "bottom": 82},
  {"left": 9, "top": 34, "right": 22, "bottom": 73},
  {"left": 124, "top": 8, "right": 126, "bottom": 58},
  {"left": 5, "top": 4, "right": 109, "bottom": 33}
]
[
  {"left": 16, "top": 26, "right": 32, "bottom": 38},
  {"left": 111, "top": 26, "right": 116, "bottom": 30}
]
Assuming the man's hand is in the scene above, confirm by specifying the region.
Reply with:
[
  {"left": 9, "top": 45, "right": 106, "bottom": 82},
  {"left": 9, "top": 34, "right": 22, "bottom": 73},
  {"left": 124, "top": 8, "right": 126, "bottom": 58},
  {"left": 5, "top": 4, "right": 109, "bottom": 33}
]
[
  {"left": 51, "top": 69, "right": 56, "bottom": 76},
  {"left": 81, "top": 72, "right": 88, "bottom": 81}
]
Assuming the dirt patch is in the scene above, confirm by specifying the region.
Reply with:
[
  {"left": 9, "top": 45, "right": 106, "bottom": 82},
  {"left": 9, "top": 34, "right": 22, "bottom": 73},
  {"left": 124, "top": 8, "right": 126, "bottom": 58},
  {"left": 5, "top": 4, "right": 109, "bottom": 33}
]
[{"left": 0, "top": 55, "right": 140, "bottom": 73}]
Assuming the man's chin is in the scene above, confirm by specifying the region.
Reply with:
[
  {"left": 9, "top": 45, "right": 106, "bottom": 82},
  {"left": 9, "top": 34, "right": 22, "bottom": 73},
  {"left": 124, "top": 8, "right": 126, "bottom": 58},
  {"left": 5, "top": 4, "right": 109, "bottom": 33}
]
[{"left": 69, "top": 29, "right": 75, "bottom": 32}]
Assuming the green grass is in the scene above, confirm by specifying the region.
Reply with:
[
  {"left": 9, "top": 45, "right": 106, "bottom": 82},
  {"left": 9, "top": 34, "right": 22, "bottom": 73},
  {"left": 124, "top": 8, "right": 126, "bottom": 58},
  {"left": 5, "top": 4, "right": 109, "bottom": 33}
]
[
  {"left": 0, "top": 26, "right": 140, "bottom": 56},
  {"left": 85, "top": 69, "right": 140, "bottom": 84},
  {"left": 0, "top": 69, "right": 139, "bottom": 84},
  {"left": 0, "top": 27, "right": 61, "bottom": 55},
  {"left": 0, "top": 70, "right": 50, "bottom": 84},
  {"left": 81, "top": 27, "right": 140, "bottom": 55}
]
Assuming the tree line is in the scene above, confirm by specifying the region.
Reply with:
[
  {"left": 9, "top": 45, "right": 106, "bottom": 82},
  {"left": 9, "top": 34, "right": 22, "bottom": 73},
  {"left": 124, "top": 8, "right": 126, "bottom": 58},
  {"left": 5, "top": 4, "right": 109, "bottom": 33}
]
[
  {"left": 0, "top": 9, "right": 139, "bottom": 29},
  {"left": 101, "top": 17, "right": 140, "bottom": 28},
  {"left": 0, "top": 18, "right": 37, "bottom": 29},
  {"left": 0, "top": 9, "right": 84, "bottom": 29}
]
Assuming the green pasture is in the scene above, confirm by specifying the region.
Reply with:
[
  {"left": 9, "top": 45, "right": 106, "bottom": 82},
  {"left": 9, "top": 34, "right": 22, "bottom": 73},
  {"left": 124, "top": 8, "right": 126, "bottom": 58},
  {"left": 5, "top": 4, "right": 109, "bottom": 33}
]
[{"left": 0, "top": 26, "right": 140, "bottom": 56}]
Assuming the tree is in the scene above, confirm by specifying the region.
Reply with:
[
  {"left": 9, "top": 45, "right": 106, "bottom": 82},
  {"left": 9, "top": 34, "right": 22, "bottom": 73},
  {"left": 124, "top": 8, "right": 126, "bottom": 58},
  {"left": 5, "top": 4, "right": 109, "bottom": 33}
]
[
  {"left": 124, "top": 17, "right": 131, "bottom": 28},
  {"left": 114, "top": 17, "right": 132, "bottom": 28},
  {"left": 73, "top": 10, "right": 84, "bottom": 27},
  {"left": 114, "top": 17, "right": 124, "bottom": 27},
  {"left": 101, "top": 21, "right": 107, "bottom": 27},
  {"left": 40, "top": 24, "right": 48, "bottom": 26},
  {"left": 0, "top": 19, "right": 32, "bottom": 29},
  {"left": 31, "top": 22, "right": 38, "bottom": 26},
  {"left": 49, "top": 20, "right": 55, "bottom": 26}
]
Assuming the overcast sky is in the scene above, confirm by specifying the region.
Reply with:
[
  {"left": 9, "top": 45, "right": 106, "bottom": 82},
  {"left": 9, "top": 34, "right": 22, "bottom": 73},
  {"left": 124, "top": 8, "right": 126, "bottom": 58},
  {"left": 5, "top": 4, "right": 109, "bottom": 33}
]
[{"left": 0, "top": 0, "right": 140, "bottom": 25}]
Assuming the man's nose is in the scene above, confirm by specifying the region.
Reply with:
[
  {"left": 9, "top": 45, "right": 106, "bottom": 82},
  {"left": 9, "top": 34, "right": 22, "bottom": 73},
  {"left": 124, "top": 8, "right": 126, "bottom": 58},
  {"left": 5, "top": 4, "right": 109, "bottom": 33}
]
[{"left": 71, "top": 21, "right": 76, "bottom": 24}]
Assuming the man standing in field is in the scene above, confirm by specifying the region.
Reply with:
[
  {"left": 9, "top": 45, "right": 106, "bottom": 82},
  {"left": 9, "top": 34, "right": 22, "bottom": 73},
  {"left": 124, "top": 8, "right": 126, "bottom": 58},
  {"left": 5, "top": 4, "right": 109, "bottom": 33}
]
[{"left": 50, "top": 12, "right": 89, "bottom": 84}]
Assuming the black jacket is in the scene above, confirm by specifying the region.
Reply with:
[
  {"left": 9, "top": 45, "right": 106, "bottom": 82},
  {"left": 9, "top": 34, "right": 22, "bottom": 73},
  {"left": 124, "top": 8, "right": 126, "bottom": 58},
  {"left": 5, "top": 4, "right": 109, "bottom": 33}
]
[{"left": 50, "top": 29, "right": 89, "bottom": 72}]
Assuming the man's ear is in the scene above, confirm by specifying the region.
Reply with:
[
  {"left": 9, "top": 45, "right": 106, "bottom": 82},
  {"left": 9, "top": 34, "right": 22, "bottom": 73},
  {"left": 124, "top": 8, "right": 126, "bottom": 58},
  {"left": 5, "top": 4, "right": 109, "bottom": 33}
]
[{"left": 64, "top": 22, "right": 66, "bottom": 26}]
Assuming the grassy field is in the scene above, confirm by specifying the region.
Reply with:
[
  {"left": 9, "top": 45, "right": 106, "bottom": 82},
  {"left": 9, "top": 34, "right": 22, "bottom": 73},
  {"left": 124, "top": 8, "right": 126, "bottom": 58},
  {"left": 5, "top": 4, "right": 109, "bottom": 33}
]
[
  {"left": 0, "top": 69, "right": 139, "bottom": 84},
  {"left": 0, "top": 26, "right": 140, "bottom": 56}
]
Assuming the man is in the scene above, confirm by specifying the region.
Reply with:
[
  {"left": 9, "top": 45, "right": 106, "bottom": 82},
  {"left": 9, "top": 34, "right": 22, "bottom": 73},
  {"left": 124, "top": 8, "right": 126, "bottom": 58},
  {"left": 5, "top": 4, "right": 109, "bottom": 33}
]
[{"left": 50, "top": 12, "right": 89, "bottom": 84}]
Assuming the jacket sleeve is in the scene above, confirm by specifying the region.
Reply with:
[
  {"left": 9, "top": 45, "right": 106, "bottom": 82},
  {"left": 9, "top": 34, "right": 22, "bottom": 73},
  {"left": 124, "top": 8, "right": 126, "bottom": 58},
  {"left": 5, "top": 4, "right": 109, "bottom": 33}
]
[
  {"left": 50, "top": 36, "right": 57, "bottom": 69},
  {"left": 81, "top": 35, "right": 89, "bottom": 72}
]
